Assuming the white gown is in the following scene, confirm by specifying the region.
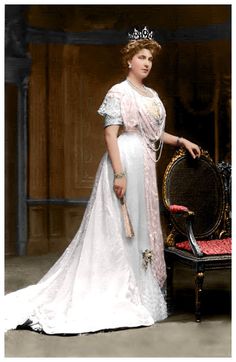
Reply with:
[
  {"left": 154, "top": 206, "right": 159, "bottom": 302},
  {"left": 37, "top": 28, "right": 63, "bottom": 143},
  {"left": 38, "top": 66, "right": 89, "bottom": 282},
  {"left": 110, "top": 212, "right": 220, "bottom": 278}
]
[{"left": 4, "top": 80, "right": 167, "bottom": 334}]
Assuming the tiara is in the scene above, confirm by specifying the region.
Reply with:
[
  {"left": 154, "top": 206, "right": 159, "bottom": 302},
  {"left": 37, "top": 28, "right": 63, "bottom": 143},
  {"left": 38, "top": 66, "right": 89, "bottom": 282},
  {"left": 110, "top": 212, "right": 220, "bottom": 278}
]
[{"left": 128, "top": 26, "right": 154, "bottom": 41}]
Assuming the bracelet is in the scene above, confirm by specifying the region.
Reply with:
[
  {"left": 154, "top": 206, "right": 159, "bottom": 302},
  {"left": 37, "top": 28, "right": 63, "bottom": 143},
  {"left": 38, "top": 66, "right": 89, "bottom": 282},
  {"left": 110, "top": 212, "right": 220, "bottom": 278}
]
[{"left": 114, "top": 171, "right": 126, "bottom": 179}]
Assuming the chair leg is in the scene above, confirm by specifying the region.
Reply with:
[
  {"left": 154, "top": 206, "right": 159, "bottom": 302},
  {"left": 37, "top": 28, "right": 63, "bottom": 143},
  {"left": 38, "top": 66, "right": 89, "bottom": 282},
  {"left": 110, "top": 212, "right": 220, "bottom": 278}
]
[
  {"left": 166, "top": 258, "right": 174, "bottom": 315},
  {"left": 195, "top": 271, "right": 204, "bottom": 322}
]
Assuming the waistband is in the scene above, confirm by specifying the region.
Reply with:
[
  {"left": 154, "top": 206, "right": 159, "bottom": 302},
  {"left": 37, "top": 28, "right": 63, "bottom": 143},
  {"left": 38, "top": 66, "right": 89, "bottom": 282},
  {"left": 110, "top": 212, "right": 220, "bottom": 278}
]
[{"left": 122, "top": 128, "right": 141, "bottom": 134}]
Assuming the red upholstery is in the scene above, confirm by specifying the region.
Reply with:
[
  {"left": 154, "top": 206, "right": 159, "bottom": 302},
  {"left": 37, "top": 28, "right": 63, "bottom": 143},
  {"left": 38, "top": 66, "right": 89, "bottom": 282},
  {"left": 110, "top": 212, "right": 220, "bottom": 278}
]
[
  {"left": 176, "top": 238, "right": 231, "bottom": 255},
  {"left": 169, "top": 204, "right": 189, "bottom": 213}
]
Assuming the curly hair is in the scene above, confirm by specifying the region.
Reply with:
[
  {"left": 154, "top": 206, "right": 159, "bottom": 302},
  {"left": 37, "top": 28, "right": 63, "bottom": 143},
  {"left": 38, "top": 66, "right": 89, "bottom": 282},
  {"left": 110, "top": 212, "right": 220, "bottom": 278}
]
[{"left": 120, "top": 39, "right": 161, "bottom": 69}]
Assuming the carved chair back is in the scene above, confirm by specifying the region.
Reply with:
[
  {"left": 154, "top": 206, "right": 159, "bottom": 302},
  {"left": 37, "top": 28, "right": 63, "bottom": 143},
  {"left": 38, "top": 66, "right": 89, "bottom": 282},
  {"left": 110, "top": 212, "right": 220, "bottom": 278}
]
[{"left": 162, "top": 148, "right": 229, "bottom": 241}]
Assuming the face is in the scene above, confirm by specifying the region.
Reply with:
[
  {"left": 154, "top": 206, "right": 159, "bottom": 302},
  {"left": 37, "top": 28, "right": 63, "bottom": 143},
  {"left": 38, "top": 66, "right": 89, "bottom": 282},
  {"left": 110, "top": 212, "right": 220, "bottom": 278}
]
[{"left": 128, "top": 48, "right": 153, "bottom": 81}]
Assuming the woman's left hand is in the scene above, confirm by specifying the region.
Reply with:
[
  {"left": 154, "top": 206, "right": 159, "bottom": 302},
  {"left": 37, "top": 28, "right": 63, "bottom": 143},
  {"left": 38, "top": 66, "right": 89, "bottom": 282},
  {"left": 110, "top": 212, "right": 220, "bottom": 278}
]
[{"left": 181, "top": 138, "right": 201, "bottom": 159}]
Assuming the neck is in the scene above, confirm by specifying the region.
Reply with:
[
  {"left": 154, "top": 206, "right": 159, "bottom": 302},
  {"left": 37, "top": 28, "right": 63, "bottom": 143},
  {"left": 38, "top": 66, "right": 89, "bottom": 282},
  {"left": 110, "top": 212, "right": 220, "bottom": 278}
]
[{"left": 126, "top": 74, "right": 144, "bottom": 87}]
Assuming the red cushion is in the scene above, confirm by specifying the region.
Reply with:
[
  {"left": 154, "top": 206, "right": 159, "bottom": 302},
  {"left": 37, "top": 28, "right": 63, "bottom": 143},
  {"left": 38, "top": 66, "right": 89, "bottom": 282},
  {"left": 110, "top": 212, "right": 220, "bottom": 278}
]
[
  {"left": 169, "top": 204, "right": 189, "bottom": 213},
  {"left": 176, "top": 238, "right": 231, "bottom": 255}
]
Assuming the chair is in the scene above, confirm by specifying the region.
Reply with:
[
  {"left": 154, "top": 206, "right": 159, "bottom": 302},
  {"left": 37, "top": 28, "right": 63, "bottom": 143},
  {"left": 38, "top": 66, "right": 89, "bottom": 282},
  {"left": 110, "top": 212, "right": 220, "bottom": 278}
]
[{"left": 162, "top": 148, "right": 231, "bottom": 322}]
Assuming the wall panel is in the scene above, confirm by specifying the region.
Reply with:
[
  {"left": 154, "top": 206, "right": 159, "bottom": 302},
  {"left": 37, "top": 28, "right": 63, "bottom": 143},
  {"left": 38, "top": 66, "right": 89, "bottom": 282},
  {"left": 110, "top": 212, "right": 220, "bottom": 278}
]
[
  {"left": 5, "top": 84, "right": 18, "bottom": 256},
  {"left": 27, "top": 206, "right": 48, "bottom": 254},
  {"left": 28, "top": 44, "right": 48, "bottom": 199}
]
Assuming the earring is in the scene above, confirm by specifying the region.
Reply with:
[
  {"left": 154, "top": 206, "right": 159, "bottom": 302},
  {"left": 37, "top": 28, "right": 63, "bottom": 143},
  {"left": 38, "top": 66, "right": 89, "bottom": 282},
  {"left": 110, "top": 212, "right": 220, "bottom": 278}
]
[{"left": 128, "top": 63, "right": 132, "bottom": 68}]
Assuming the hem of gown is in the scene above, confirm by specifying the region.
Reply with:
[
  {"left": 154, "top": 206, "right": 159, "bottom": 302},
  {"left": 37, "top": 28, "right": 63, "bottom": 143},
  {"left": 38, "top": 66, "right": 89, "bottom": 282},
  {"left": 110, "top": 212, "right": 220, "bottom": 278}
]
[{"left": 14, "top": 313, "right": 168, "bottom": 335}]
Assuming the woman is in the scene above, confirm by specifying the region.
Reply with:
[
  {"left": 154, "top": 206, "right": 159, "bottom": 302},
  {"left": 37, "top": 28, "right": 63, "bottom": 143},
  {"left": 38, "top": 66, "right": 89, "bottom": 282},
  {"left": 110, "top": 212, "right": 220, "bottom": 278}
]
[{"left": 4, "top": 28, "right": 200, "bottom": 335}]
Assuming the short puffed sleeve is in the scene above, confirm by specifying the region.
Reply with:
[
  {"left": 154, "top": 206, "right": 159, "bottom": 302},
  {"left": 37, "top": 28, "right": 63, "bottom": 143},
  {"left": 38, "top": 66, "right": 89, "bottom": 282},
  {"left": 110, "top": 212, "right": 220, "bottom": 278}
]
[{"left": 97, "top": 89, "right": 124, "bottom": 128}]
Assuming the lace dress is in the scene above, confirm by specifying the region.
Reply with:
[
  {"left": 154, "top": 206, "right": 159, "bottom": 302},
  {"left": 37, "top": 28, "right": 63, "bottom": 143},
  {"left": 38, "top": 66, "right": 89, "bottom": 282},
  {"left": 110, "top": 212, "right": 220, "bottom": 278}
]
[{"left": 4, "top": 80, "right": 167, "bottom": 335}]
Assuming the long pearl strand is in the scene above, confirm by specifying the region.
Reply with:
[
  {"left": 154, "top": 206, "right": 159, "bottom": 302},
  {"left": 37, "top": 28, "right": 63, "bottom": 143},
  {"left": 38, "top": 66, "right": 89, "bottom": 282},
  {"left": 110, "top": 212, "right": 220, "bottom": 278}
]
[{"left": 126, "top": 80, "right": 165, "bottom": 163}]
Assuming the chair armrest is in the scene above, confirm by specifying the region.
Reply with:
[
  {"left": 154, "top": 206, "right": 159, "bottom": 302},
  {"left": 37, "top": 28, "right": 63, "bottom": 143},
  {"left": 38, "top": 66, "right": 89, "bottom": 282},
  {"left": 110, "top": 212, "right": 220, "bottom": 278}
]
[
  {"left": 168, "top": 205, "right": 203, "bottom": 257},
  {"left": 185, "top": 213, "right": 203, "bottom": 257},
  {"left": 169, "top": 204, "right": 192, "bottom": 215},
  {"left": 169, "top": 204, "right": 195, "bottom": 218}
]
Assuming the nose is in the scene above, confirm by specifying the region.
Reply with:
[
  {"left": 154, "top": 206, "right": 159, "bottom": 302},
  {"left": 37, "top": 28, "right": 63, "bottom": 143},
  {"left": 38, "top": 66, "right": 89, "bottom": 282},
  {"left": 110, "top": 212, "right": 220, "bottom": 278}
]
[{"left": 144, "top": 59, "right": 150, "bottom": 68}]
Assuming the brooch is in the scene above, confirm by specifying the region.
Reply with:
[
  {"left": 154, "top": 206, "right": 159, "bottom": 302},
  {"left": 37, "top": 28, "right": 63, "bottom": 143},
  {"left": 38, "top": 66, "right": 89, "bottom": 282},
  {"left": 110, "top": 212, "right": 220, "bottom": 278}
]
[{"left": 142, "top": 249, "right": 154, "bottom": 270}]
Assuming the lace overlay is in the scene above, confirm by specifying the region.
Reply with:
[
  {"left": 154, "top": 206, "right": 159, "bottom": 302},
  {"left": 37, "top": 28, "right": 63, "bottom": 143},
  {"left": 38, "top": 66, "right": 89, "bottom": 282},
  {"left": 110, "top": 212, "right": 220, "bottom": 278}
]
[
  {"left": 4, "top": 80, "right": 167, "bottom": 335},
  {"left": 143, "top": 145, "right": 167, "bottom": 287},
  {"left": 98, "top": 94, "right": 124, "bottom": 128}
]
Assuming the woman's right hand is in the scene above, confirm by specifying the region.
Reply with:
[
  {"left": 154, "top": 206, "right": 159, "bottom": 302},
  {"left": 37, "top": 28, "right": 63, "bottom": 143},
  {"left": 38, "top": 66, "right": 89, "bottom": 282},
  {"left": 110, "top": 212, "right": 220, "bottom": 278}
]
[{"left": 113, "top": 176, "right": 127, "bottom": 199}]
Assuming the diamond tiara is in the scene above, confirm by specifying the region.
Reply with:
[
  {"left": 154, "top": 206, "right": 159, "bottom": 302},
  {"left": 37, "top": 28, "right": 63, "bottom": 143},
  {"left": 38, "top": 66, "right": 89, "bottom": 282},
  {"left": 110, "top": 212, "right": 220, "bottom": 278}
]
[{"left": 128, "top": 26, "right": 154, "bottom": 41}]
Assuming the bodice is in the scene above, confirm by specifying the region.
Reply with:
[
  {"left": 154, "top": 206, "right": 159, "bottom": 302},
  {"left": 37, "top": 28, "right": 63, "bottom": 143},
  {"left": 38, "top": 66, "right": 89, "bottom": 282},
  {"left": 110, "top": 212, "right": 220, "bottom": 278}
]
[{"left": 98, "top": 80, "right": 166, "bottom": 162}]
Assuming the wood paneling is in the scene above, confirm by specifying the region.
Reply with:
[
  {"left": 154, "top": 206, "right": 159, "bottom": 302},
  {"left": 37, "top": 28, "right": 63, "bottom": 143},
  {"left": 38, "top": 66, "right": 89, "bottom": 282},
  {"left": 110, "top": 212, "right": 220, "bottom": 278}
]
[
  {"left": 63, "top": 45, "right": 120, "bottom": 197},
  {"left": 28, "top": 43, "right": 48, "bottom": 199},
  {"left": 64, "top": 205, "right": 87, "bottom": 240},
  {"left": 28, "top": 44, "right": 118, "bottom": 254},
  {"left": 5, "top": 84, "right": 18, "bottom": 256},
  {"left": 27, "top": 206, "right": 48, "bottom": 255},
  {"left": 48, "top": 44, "right": 65, "bottom": 198},
  {"left": 48, "top": 205, "right": 87, "bottom": 253}
]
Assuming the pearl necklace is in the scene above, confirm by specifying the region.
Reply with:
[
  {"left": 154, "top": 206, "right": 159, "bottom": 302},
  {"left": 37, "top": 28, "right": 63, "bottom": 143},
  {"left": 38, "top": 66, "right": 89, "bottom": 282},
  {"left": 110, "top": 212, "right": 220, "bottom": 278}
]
[
  {"left": 126, "top": 79, "right": 150, "bottom": 96},
  {"left": 127, "top": 80, "right": 165, "bottom": 163}
]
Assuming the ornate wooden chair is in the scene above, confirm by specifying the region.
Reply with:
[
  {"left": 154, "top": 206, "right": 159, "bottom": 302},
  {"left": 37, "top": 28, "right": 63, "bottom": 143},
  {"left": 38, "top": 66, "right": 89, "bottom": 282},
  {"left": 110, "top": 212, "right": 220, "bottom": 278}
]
[{"left": 162, "top": 148, "right": 231, "bottom": 322}]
